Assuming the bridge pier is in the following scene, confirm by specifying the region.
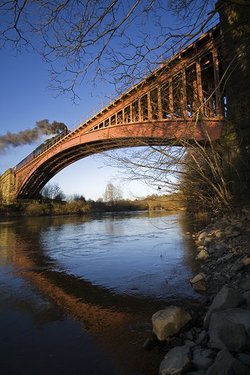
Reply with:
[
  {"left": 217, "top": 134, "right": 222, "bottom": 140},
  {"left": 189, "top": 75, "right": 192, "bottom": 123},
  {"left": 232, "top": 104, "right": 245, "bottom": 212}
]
[{"left": 0, "top": 169, "right": 16, "bottom": 204}]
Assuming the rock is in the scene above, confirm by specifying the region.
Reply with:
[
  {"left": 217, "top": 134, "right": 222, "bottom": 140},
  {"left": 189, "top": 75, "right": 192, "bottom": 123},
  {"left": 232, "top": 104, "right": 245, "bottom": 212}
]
[
  {"left": 231, "top": 257, "right": 250, "bottom": 272},
  {"left": 217, "top": 253, "right": 233, "bottom": 263},
  {"left": 206, "top": 349, "right": 250, "bottom": 375},
  {"left": 195, "top": 330, "right": 208, "bottom": 346},
  {"left": 208, "top": 308, "right": 250, "bottom": 352},
  {"left": 240, "top": 278, "right": 250, "bottom": 292},
  {"left": 197, "top": 231, "right": 208, "bottom": 245},
  {"left": 210, "top": 318, "right": 248, "bottom": 352},
  {"left": 196, "top": 249, "right": 209, "bottom": 261},
  {"left": 152, "top": 306, "right": 192, "bottom": 341},
  {"left": 184, "top": 340, "right": 195, "bottom": 347},
  {"left": 159, "top": 345, "right": 191, "bottom": 375},
  {"left": 192, "top": 347, "right": 214, "bottom": 370},
  {"left": 231, "top": 261, "right": 244, "bottom": 272},
  {"left": 190, "top": 273, "right": 206, "bottom": 292},
  {"left": 224, "top": 228, "right": 241, "bottom": 238},
  {"left": 214, "top": 229, "right": 223, "bottom": 238},
  {"left": 206, "top": 242, "right": 226, "bottom": 257},
  {"left": 243, "top": 290, "right": 250, "bottom": 306},
  {"left": 242, "top": 256, "right": 250, "bottom": 267},
  {"left": 242, "top": 207, "right": 250, "bottom": 216},
  {"left": 196, "top": 245, "right": 205, "bottom": 252},
  {"left": 204, "top": 286, "right": 244, "bottom": 327},
  {"left": 185, "top": 329, "right": 195, "bottom": 341},
  {"left": 203, "top": 237, "right": 212, "bottom": 248},
  {"left": 236, "top": 353, "right": 250, "bottom": 367}
]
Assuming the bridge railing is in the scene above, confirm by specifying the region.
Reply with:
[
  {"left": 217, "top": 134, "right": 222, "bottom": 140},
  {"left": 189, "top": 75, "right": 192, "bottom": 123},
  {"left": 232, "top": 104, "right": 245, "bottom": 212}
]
[
  {"left": 87, "top": 49, "right": 225, "bottom": 134},
  {"left": 52, "top": 24, "right": 220, "bottom": 138}
]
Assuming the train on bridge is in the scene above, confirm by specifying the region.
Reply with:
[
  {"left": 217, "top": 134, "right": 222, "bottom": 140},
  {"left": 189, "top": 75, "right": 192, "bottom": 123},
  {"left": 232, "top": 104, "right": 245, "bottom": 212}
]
[{"left": 14, "top": 126, "right": 69, "bottom": 172}]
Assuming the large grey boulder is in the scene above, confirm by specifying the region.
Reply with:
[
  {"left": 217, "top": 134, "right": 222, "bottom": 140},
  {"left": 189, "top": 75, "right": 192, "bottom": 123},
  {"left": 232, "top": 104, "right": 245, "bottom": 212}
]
[
  {"left": 192, "top": 347, "right": 214, "bottom": 370},
  {"left": 209, "top": 308, "right": 250, "bottom": 352},
  {"left": 152, "top": 306, "right": 192, "bottom": 341},
  {"left": 236, "top": 353, "right": 250, "bottom": 367},
  {"left": 204, "top": 286, "right": 244, "bottom": 327},
  {"left": 159, "top": 345, "right": 191, "bottom": 375},
  {"left": 206, "top": 349, "right": 250, "bottom": 375}
]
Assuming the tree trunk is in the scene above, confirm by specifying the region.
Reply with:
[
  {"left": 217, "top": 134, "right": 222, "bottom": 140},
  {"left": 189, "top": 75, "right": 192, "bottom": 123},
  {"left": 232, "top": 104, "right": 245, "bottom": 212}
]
[{"left": 217, "top": 0, "right": 250, "bottom": 201}]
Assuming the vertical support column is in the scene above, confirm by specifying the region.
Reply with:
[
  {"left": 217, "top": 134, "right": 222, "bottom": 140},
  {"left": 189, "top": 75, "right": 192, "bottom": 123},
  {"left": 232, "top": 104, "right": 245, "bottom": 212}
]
[
  {"left": 105, "top": 117, "right": 110, "bottom": 127},
  {"left": 182, "top": 69, "right": 188, "bottom": 119},
  {"left": 124, "top": 105, "right": 131, "bottom": 123},
  {"left": 147, "top": 92, "right": 152, "bottom": 120},
  {"left": 196, "top": 61, "right": 204, "bottom": 116},
  {"left": 191, "top": 64, "right": 199, "bottom": 115},
  {"left": 158, "top": 86, "right": 162, "bottom": 120},
  {"left": 138, "top": 96, "right": 142, "bottom": 122},
  {"left": 129, "top": 104, "right": 132, "bottom": 123},
  {"left": 140, "top": 93, "right": 148, "bottom": 121},
  {"left": 169, "top": 78, "right": 174, "bottom": 118},
  {"left": 212, "top": 46, "right": 223, "bottom": 117}
]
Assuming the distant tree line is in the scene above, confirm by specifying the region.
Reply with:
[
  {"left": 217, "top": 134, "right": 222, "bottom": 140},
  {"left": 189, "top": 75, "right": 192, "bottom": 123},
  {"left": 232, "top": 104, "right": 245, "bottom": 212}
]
[{"left": 0, "top": 182, "right": 184, "bottom": 217}]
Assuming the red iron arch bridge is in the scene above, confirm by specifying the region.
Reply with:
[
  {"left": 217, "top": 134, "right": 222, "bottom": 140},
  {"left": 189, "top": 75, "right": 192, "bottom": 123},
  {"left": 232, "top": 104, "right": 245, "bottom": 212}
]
[{"left": 1, "top": 24, "right": 225, "bottom": 202}]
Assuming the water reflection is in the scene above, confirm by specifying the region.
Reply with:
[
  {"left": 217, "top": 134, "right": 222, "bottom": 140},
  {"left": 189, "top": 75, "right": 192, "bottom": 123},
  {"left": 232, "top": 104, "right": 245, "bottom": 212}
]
[{"left": 0, "top": 213, "right": 201, "bottom": 375}]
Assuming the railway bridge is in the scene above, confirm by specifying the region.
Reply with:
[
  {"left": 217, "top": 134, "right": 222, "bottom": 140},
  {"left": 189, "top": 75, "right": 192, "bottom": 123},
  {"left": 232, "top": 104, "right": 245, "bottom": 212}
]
[{"left": 1, "top": 24, "right": 226, "bottom": 203}]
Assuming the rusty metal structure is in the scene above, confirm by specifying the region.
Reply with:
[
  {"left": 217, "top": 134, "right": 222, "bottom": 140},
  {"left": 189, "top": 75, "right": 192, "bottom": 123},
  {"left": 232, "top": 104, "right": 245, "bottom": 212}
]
[{"left": 8, "top": 24, "right": 225, "bottom": 200}]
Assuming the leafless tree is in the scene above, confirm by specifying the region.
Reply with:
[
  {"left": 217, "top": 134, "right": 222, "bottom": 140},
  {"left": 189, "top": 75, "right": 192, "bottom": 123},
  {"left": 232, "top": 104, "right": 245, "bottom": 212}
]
[
  {"left": 104, "top": 136, "right": 233, "bottom": 212},
  {"left": 103, "top": 182, "right": 123, "bottom": 203},
  {"left": 0, "top": 0, "right": 217, "bottom": 100},
  {"left": 41, "top": 183, "right": 65, "bottom": 201}
]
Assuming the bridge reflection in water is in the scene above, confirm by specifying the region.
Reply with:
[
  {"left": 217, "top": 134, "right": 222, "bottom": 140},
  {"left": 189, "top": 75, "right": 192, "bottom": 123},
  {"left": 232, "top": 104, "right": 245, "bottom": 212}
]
[{"left": 0, "top": 214, "right": 201, "bottom": 375}]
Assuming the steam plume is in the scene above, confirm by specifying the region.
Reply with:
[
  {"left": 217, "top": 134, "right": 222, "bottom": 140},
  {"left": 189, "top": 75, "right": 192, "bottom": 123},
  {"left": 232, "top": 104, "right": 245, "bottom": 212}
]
[{"left": 0, "top": 120, "right": 67, "bottom": 152}]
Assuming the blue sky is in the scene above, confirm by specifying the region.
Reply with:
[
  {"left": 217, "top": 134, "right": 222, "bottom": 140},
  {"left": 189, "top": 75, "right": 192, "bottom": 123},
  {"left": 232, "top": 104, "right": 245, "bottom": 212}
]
[{"left": 0, "top": 45, "right": 159, "bottom": 200}]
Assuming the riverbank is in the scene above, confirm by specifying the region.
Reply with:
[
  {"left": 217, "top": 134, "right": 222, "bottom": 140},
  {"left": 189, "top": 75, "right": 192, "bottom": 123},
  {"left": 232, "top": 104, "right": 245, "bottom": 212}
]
[
  {"left": 0, "top": 192, "right": 184, "bottom": 217},
  {"left": 151, "top": 206, "right": 250, "bottom": 374}
]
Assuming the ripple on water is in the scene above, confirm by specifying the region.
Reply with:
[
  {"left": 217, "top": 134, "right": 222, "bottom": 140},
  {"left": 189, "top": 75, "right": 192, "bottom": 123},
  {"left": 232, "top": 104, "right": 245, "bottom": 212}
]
[{"left": 39, "top": 213, "right": 199, "bottom": 300}]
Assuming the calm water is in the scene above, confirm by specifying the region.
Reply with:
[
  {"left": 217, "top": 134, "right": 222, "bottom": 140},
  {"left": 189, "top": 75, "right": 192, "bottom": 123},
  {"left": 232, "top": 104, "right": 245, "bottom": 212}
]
[{"left": 0, "top": 212, "right": 201, "bottom": 375}]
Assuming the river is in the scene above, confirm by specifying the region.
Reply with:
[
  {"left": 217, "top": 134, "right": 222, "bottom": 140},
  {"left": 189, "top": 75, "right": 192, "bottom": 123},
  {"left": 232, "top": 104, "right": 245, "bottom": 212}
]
[{"left": 0, "top": 212, "right": 202, "bottom": 375}]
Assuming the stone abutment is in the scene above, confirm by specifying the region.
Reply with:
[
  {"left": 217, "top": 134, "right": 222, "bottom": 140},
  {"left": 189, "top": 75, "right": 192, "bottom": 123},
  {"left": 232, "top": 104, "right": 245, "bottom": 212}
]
[{"left": 0, "top": 169, "right": 16, "bottom": 204}]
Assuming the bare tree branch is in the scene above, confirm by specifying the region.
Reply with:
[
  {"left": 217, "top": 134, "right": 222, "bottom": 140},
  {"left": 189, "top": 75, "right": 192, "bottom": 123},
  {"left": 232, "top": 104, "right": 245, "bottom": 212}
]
[{"left": 0, "top": 0, "right": 218, "bottom": 98}]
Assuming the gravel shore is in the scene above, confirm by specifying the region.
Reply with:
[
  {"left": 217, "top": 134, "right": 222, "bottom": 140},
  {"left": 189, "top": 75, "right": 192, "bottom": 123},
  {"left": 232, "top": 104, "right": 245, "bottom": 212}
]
[{"left": 152, "top": 207, "right": 250, "bottom": 374}]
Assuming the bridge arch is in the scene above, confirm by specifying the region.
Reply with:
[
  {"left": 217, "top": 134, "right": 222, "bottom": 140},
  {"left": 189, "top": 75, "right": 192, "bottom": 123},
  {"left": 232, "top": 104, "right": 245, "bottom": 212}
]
[
  {"left": 14, "top": 118, "right": 222, "bottom": 199},
  {"left": 7, "top": 24, "right": 224, "bottom": 201}
]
